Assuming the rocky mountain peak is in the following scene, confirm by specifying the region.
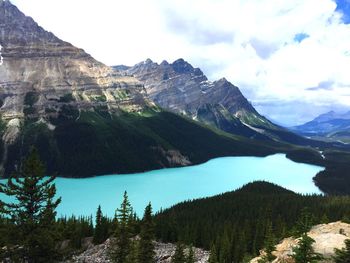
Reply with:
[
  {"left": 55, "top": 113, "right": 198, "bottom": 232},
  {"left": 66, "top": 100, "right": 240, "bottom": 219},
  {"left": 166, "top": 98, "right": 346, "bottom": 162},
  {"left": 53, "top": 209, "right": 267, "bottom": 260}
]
[
  {"left": 171, "top": 58, "right": 194, "bottom": 74},
  {"left": 0, "top": 2, "right": 149, "bottom": 122},
  {"left": 144, "top": 58, "right": 154, "bottom": 64},
  {"left": 160, "top": 60, "right": 169, "bottom": 66},
  {"left": 123, "top": 57, "right": 275, "bottom": 138}
]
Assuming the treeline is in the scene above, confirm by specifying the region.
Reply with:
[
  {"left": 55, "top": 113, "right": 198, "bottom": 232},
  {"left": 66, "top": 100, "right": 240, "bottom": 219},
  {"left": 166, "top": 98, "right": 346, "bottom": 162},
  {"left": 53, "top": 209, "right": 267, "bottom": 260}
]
[
  {"left": 2, "top": 150, "right": 350, "bottom": 263},
  {"left": 0, "top": 150, "right": 155, "bottom": 263},
  {"left": 154, "top": 181, "right": 350, "bottom": 262}
]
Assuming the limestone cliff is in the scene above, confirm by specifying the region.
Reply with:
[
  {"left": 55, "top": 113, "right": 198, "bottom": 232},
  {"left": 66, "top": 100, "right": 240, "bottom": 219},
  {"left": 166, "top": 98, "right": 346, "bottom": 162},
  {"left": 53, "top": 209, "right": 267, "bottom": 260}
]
[{"left": 0, "top": 0, "right": 150, "bottom": 123}]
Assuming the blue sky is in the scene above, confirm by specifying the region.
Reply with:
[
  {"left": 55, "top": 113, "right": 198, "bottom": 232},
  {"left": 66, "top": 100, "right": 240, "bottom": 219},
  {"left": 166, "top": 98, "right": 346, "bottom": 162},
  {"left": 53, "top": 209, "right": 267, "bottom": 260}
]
[
  {"left": 10, "top": 0, "right": 350, "bottom": 125},
  {"left": 336, "top": 0, "right": 350, "bottom": 23}
]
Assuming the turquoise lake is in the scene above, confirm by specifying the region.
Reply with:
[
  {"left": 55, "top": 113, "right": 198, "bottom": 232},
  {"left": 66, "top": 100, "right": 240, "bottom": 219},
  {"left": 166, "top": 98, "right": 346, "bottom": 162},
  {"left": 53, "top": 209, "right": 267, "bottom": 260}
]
[{"left": 0, "top": 154, "right": 324, "bottom": 217}]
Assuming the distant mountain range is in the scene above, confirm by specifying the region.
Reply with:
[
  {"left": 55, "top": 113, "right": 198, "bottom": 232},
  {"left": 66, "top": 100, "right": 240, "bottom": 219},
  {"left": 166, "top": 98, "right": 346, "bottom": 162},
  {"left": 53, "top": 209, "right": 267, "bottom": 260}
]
[{"left": 291, "top": 111, "right": 350, "bottom": 143}]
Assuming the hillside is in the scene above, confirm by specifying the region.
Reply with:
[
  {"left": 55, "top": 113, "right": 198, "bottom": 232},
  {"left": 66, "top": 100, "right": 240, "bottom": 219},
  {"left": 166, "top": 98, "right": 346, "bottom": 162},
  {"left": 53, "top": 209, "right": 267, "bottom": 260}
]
[{"left": 155, "top": 181, "right": 350, "bottom": 262}]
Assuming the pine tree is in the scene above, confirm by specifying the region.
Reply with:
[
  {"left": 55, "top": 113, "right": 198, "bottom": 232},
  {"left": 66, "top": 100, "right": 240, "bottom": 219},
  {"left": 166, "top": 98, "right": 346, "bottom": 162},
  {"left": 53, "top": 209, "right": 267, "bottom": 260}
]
[
  {"left": 138, "top": 203, "right": 155, "bottom": 263},
  {"left": 110, "top": 191, "right": 133, "bottom": 263},
  {"left": 186, "top": 245, "right": 195, "bottom": 263},
  {"left": 0, "top": 149, "right": 61, "bottom": 263},
  {"left": 258, "top": 221, "right": 276, "bottom": 263},
  {"left": 291, "top": 233, "right": 323, "bottom": 263},
  {"left": 94, "top": 205, "right": 106, "bottom": 244},
  {"left": 208, "top": 244, "right": 219, "bottom": 263},
  {"left": 333, "top": 239, "right": 350, "bottom": 263},
  {"left": 172, "top": 243, "right": 186, "bottom": 263},
  {"left": 295, "top": 208, "right": 314, "bottom": 236},
  {"left": 126, "top": 240, "right": 139, "bottom": 263}
]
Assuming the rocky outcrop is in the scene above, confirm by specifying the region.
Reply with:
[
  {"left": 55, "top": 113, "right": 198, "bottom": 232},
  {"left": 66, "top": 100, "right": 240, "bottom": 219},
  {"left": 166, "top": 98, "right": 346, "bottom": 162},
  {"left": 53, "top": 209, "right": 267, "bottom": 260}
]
[
  {"left": 63, "top": 239, "right": 209, "bottom": 263},
  {"left": 251, "top": 221, "right": 350, "bottom": 263}
]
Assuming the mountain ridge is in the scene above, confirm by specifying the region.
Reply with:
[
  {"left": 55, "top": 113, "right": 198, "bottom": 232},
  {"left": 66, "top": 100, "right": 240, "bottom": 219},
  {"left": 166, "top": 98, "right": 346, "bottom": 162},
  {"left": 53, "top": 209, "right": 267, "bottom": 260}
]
[
  {"left": 292, "top": 110, "right": 350, "bottom": 143},
  {"left": 0, "top": 1, "right": 283, "bottom": 178}
]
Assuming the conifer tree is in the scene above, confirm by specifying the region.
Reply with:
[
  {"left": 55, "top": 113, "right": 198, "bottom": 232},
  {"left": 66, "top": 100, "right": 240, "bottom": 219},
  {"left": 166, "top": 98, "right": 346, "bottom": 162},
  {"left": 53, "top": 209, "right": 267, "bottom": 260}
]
[
  {"left": 138, "top": 202, "right": 155, "bottom": 263},
  {"left": 94, "top": 205, "right": 109, "bottom": 244},
  {"left": 172, "top": 243, "right": 186, "bottom": 263},
  {"left": 186, "top": 245, "right": 195, "bottom": 263},
  {"left": 333, "top": 239, "right": 350, "bottom": 263},
  {"left": 258, "top": 221, "right": 276, "bottom": 263},
  {"left": 291, "top": 233, "right": 323, "bottom": 263},
  {"left": 0, "top": 149, "right": 61, "bottom": 263},
  {"left": 126, "top": 240, "right": 139, "bottom": 263},
  {"left": 295, "top": 208, "right": 314, "bottom": 236},
  {"left": 208, "top": 244, "right": 219, "bottom": 263},
  {"left": 110, "top": 191, "right": 133, "bottom": 263}
]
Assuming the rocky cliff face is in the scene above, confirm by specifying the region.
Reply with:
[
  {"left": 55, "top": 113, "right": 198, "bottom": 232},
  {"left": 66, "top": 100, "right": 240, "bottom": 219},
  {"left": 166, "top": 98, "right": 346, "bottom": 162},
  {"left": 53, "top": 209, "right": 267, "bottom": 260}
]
[
  {"left": 251, "top": 221, "right": 350, "bottom": 263},
  {"left": 0, "top": 0, "right": 157, "bottom": 176},
  {"left": 122, "top": 58, "right": 276, "bottom": 138},
  {"left": 0, "top": 0, "right": 149, "bottom": 123}
]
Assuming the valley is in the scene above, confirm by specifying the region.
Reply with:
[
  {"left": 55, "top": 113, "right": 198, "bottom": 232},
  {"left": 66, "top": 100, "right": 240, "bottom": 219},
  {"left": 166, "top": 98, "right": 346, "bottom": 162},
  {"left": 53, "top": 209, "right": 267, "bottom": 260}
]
[{"left": 1, "top": 1, "right": 350, "bottom": 262}]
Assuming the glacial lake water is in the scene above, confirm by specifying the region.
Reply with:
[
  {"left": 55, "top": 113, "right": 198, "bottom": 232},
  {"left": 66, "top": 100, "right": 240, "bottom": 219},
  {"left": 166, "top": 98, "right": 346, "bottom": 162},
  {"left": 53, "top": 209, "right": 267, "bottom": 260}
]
[{"left": 0, "top": 154, "right": 324, "bottom": 218}]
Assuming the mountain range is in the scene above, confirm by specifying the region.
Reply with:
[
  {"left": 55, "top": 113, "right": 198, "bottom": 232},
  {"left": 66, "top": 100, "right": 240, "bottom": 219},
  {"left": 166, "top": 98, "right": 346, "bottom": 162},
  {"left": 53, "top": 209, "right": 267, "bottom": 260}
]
[
  {"left": 1, "top": 0, "right": 350, "bottom": 194},
  {"left": 292, "top": 111, "right": 350, "bottom": 143},
  {"left": 0, "top": 0, "right": 282, "bottom": 178}
]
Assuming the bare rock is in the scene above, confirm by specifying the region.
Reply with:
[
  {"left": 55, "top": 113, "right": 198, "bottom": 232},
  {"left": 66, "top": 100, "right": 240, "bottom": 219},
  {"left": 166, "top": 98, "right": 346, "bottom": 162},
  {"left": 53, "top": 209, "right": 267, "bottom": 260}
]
[
  {"left": 251, "top": 221, "right": 350, "bottom": 263},
  {"left": 63, "top": 239, "right": 209, "bottom": 263}
]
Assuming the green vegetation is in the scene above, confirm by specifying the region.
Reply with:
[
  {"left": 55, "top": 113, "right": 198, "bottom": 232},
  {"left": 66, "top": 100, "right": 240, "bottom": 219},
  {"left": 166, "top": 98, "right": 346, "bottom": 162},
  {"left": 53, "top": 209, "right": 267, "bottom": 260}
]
[
  {"left": 2, "top": 108, "right": 277, "bottom": 178},
  {"left": 24, "top": 91, "right": 39, "bottom": 106},
  {"left": 59, "top": 93, "right": 75, "bottom": 103},
  {"left": 138, "top": 203, "right": 155, "bottom": 263},
  {"left": 0, "top": 149, "right": 61, "bottom": 262},
  {"left": 291, "top": 234, "right": 323, "bottom": 263},
  {"left": 333, "top": 239, "right": 350, "bottom": 263},
  {"left": 93, "top": 205, "right": 110, "bottom": 245},
  {"left": 2, "top": 150, "right": 350, "bottom": 262},
  {"left": 154, "top": 181, "right": 350, "bottom": 262},
  {"left": 93, "top": 94, "right": 107, "bottom": 102},
  {"left": 172, "top": 243, "right": 186, "bottom": 263},
  {"left": 110, "top": 191, "right": 133, "bottom": 263}
]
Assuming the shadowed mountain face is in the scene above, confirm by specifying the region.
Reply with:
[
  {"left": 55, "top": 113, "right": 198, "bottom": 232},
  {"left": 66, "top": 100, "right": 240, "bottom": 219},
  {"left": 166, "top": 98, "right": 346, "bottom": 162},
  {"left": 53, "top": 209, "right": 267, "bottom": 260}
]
[
  {"left": 292, "top": 111, "right": 350, "bottom": 143},
  {"left": 0, "top": 0, "right": 281, "bottom": 178}
]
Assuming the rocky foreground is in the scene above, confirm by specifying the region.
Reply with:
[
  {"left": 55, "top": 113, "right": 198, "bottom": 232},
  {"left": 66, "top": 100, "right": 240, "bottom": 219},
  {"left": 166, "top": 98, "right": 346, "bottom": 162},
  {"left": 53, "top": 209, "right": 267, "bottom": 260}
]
[
  {"left": 63, "top": 239, "right": 209, "bottom": 263},
  {"left": 251, "top": 221, "right": 350, "bottom": 263}
]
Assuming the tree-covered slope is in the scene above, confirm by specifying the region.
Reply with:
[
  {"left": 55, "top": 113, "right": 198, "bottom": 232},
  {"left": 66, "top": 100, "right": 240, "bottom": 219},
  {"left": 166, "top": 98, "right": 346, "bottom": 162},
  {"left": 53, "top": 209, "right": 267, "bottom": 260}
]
[
  {"left": 155, "top": 181, "right": 350, "bottom": 262},
  {"left": 2, "top": 109, "right": 277, "bottom": 178}
]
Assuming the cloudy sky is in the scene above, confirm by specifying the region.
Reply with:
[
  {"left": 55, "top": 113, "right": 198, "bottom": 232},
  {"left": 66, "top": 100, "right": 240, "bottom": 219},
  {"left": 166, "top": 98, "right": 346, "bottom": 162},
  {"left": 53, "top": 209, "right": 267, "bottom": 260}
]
[{"left": 11, "top": 0, "right": 350, "bottom": 126}]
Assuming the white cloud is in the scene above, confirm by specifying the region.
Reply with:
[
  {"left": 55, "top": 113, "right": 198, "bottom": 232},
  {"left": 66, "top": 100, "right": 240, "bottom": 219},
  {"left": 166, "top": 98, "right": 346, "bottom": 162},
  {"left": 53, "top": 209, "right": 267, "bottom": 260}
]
[{"left": 10, "top": 0, "right": 350, "bottom": 124}]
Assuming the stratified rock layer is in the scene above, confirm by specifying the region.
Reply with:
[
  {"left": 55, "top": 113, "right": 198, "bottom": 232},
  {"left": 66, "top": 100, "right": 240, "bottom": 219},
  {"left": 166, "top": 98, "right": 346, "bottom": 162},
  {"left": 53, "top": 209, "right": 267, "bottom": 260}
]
[{"left": 0, "top": 0, "right": 149, "bottom": 122}]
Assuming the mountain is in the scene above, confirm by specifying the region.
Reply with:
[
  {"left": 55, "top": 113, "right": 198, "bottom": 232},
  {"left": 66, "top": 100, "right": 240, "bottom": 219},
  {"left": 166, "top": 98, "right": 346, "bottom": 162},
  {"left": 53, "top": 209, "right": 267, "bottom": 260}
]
[
  {"left": 292, "top": 111, "right": 350, "bottom": 143},
  {"left": 0, "top": 0, "right": 278, "bottom": 178},
  {"left": 120, "top": 59, "right": 322, "bottom": 145}
]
